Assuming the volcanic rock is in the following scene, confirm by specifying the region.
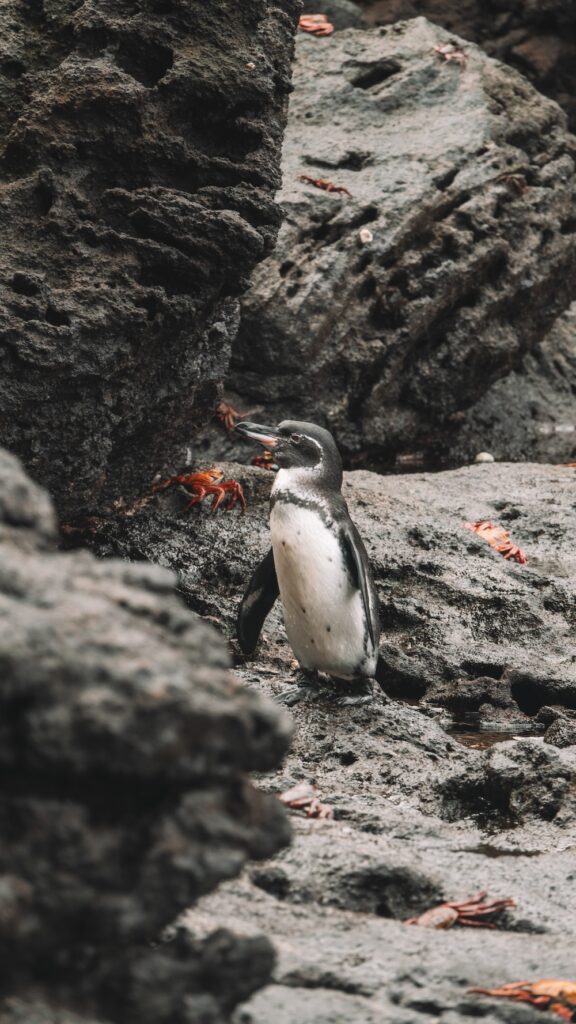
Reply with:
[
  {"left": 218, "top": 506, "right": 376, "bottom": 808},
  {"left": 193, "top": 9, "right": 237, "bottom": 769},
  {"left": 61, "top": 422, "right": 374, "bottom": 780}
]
[
  {"left": 227, "top": 19, "right": 576, "bottom": 465},
  {"left": 362, "top": 0, "right": 576, "bottom": 131},
  {"left": 0, "top": 0, "right": 299, "bottom": 518}
]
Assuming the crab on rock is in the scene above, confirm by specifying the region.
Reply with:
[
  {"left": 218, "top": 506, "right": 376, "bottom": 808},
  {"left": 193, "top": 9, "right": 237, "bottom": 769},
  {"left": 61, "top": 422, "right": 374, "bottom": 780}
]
[
  {"left": 152, "top": 468, "right": 246, "bottom": 513},
  {"left": 216, "top": 400, "right": 241, "bottom": 432},
  {"left": 470, "top": 980, "right": 576, "bottom": 1020},
  {"left": 405, "top": 891, "right": 516, "bottom": 929}
]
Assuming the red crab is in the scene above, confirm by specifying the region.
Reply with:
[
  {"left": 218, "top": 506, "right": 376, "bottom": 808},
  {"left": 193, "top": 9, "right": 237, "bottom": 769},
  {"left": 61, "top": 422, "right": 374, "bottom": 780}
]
[
  {"left": 405, "top": 891, "right": 516, "bottom": 929},
  {"left": 299, "top": 174, "right": 351, "bottom": 197},
  {"left": 152, "top": 467, "right": 246, "bottom": 513},
  {"left": 216, "top": 400, "right": 241, "bottom": 432},
  {"left": 469, "top": 980, "right": 576, "bottom": 1020},
  {"left": 252, "top": 451, "right": 277, "bottom": 471},
  {"left": 278, "top": 782, "right": 334, "bottom": 820},
  {"left": 433, "top": 42, "right": 467, "bottom": 68},
  {"left": 463, "top": 521, "right": 528, "bottom": 565},
  {"left": 298, "top": 14, "right": 334, "bottom": 36}
]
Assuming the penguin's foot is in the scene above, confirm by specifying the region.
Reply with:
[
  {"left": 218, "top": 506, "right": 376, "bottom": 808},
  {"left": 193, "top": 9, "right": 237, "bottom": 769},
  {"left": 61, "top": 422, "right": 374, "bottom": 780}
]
[
  {"left": 280, "top": 668, "right": 321, "bottom": 706},
  {"left": 332, "top": 678, "right": 382, "bottom": 707}
]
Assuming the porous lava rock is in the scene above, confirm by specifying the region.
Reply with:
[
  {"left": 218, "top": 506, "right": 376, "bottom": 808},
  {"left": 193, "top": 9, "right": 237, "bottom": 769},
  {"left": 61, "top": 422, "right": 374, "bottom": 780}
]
[
  {"left": 0, "top": 0, "right": 299, "bottom": 518},
  {"left": 361, "top": 0, "right": 576, "bottom": 132},
  {"left": 228, "top": 19, "right": 576, "bottom": 465},
  {"left": 0, "top": 448, "right": 291, "bottom": 1024}
]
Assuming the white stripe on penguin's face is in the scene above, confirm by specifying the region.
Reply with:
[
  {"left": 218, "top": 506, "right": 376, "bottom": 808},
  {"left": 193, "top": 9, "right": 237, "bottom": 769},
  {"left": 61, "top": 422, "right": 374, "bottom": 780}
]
[{"left": 273, "top": 437, "right": 324, "bottom": 492}]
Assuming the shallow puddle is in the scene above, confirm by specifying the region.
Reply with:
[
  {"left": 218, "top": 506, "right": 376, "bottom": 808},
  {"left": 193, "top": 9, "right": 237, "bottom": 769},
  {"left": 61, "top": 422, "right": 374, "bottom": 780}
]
[{"left": 447, "top": 713, "right": 544, "bottom": 749}]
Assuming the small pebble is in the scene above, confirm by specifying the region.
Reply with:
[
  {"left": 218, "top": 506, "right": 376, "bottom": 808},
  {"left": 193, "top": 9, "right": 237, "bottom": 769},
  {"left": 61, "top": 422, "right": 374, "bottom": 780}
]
[
  {"left": 474, "top": 451, "right": 495, "bottom": 463},
  {"left": 358, "top": 228, "right": 373, "bottom": 244},
  {"left": 246, "top": 62, "right": 256, "bottom": 70}
]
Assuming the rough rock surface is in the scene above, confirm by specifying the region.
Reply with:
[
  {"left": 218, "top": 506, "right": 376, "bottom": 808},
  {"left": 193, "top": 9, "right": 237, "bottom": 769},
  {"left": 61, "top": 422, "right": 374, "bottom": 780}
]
[
  {"left": 82, "top": 459, "right": 576, "bottom": 711},
  {"left": 361, "top": 0, "right": 576, "bottom": 132},
  {"left": 227, "top": 20, "right": 576, "bottom": 466},
  {"left": 84, "top": 458, "right": 576, "bottom": 1021},
  {"left": 444, "top": 300, "right": 576, "bottom": 466},
  {"left": 0, "top": 448, "right": 292, "bottom": 1024},
  {"left": 0, "top": 0, "right": 299, "bottom": 518}
]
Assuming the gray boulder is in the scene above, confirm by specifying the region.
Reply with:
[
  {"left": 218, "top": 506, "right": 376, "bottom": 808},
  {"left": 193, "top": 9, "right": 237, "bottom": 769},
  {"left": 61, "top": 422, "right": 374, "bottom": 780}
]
[
  {"left": 362, "top": 0, "right": 576, "bottom": 131},
  {"left": 229, "top": 19, "right": 576, "bottom": 464}
]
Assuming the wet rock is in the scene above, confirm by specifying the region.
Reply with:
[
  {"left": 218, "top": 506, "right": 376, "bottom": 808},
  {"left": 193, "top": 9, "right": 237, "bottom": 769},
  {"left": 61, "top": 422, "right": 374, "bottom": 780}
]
[
  {"left": 0, "top": 449, "right": 291, "bottom": 1023},
  {"left": 439, "top": 738, "right": 575, "bottom": 825},
  {"left": 538, "top": 705, "right": 576, "bottom": 747},
  {"left": 423, "top": 674, "right": 517, "bottom": 713},
  {"left": 0, "top": 0, "right": 299, "bottom": 518},
  {"left": 226, "top": 19, "right": 576, "bottom": 464},
  {"left": 544, "top": 717, "right": 576, "bottom": 747}
]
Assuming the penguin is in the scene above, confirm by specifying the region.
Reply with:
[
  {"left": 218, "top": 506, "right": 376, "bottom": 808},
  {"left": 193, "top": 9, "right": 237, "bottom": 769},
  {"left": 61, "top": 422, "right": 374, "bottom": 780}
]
[{"left": 235, "top": 419, "right": 382, "bottom": 702}]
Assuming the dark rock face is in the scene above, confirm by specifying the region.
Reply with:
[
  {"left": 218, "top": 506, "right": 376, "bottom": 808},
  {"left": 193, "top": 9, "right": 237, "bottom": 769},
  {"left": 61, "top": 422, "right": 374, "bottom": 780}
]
[
  {"left": 0, "top": 0, "right": 299, "bottom": 518},
  {"left": 227, "top": 20, "right": 576, "bottom": 465},
  {"left": 362, "top": 0, "right": 576, "bottom": 132},
  {"left": 0, "top": 449, "right": 291, "bottom": 1023}
]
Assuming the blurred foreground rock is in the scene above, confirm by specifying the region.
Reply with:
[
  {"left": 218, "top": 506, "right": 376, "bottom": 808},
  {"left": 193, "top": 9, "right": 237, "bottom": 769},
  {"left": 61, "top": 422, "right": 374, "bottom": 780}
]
[
  {"left": 0, "top": 0, "right": 299, "bottom": 517},
  {"left": 0, "top": 449, "right": 291, "bottom": 1023},
  {"left": 227, "top": 19, "right": 576, "bottom": 465}
]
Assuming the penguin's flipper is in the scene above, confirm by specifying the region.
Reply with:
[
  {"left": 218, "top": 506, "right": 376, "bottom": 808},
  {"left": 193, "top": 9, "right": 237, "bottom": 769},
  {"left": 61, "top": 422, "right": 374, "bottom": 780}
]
[
  {"left": 340, "top": 522, "right": 378, "bottom": 649},
  {"left": 237, "top": 548, "right": 279, "bottom": 655}
]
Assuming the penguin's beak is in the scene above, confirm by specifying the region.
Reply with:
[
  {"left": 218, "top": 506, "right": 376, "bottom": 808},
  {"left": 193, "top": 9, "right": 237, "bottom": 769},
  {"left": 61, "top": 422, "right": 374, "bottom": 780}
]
[{"left": 234, "top": 421, "right": 281, "bottom": 448}]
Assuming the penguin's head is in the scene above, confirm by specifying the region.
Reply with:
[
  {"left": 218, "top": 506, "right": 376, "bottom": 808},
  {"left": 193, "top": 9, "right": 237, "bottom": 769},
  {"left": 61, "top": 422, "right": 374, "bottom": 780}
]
[{"left": 235, "top": 420, "right": 342, "bottom": 479}]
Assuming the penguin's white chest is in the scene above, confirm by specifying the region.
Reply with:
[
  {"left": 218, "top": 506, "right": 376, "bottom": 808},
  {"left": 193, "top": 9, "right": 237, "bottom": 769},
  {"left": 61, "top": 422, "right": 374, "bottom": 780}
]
[{"left": 270, "top": 502, "right": 373, "bottom": 679}]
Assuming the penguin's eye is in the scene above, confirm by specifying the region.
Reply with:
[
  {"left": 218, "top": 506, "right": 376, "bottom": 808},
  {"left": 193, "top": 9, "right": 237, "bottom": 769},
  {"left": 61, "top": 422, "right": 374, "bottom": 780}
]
[{"left": 291, "top": 433, "right": 303, "bottom": 444}]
